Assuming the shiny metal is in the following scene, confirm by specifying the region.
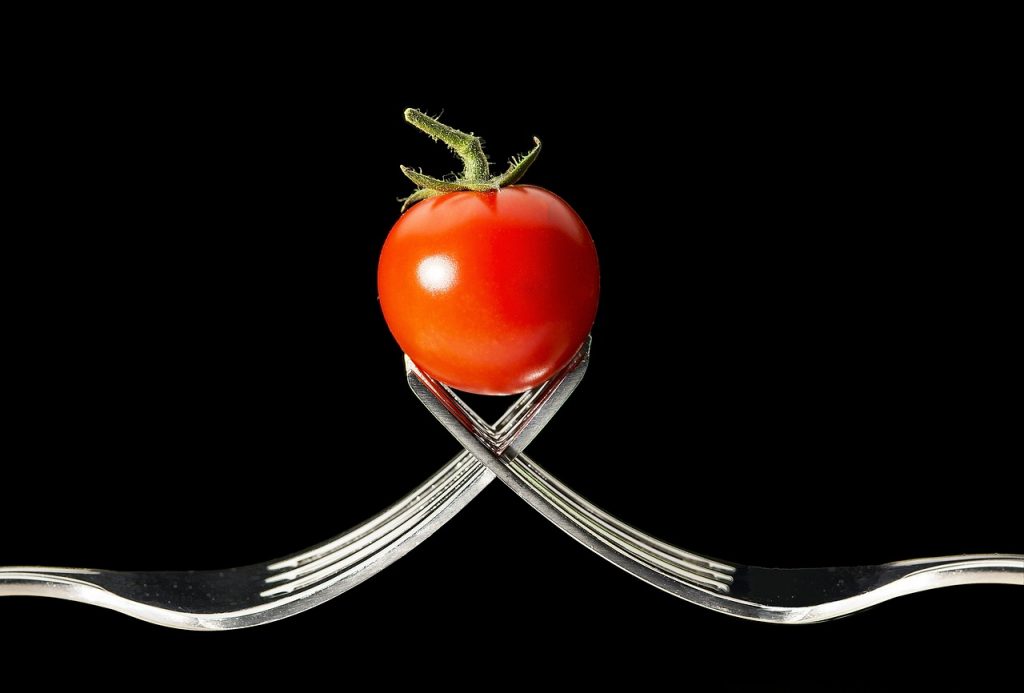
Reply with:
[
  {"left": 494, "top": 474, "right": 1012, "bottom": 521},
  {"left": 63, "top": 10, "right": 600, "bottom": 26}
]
[
  {"left": 0, "top": 342, "right": 591, "bottom": 630},
  {"left": 405, "top": 347, "right": 1024, "bottom": 624},
  {"left": 2, "top": 335, "right": 1020, "bottom": 628}
]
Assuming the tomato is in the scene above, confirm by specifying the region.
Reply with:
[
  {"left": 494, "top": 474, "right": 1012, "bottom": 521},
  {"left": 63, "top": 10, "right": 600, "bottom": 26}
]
[{"left": 378, "top": 185, "right": 599, "bottom": 395}]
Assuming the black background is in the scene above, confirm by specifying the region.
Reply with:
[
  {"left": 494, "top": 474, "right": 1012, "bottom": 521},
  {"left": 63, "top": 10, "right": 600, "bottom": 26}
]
[{"left": 2, "top": 23, "right": 1020, "bottom": 686}]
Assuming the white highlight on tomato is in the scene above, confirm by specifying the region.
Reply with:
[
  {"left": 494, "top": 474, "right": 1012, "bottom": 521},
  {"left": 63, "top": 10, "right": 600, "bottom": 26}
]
[{"left": 416, "top": 254, "right": 458, "bottom": 294}]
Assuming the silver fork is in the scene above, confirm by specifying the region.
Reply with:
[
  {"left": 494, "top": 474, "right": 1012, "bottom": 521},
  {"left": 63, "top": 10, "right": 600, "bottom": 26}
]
[
  {"left": 405, "top": 347, "right": 1024, "bottom": 624},
  {"left": 0, "top": 341, "right": 589, "bottom": 631},
  {"left": 2, "top": 339, "right": 1020, "bottom": 628}
]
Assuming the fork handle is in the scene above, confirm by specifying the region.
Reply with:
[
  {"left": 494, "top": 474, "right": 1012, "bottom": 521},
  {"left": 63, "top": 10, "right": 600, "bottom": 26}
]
[{"left": 886, "top": 554, "right": 1024, "bottom": 587}]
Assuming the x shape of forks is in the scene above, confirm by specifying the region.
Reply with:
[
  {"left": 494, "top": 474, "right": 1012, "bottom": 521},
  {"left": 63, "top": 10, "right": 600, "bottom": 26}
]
[{"left": 1, "top": 338, "right": 1021, "bottom": 629}]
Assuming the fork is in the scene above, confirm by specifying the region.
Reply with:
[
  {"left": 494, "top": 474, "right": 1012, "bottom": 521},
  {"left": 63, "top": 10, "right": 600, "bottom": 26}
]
[
  {"left": 406, "top": 346, "right": 1023, "bottom": 624},
  {"left": 2, "top": 339, "right": 1020, "bottom": 629},
  {"left": 0, "top": 341, "right": 588, "bottom": 631}
]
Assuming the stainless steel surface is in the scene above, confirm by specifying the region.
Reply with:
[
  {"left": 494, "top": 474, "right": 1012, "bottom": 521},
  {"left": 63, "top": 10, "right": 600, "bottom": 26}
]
[
  {"left": 405, "top": 347, "right": 1024, "bottom": 625},
  {"left": 0, "top": 342, "right": 591, "bottom": 630},
  {"left": 2, "top": 335, "right": 1020, "bottom": 628}
]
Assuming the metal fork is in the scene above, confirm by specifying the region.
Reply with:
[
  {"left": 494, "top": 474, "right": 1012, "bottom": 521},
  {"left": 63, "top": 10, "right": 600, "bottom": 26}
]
[
  {"left": 0, "top": 341, "right": 589, "bottom": 630},
  {"left": 405, "top": 347, "right": 1024, "bottom": 624},
  {"left": 2, "top": 339, "right": 1020, "bottom": 628}
]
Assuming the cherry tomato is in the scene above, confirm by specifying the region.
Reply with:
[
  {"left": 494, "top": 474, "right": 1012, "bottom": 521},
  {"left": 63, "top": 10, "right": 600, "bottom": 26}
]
[{"left": 378, "top": 186, "right": 599, "bottom": 395}]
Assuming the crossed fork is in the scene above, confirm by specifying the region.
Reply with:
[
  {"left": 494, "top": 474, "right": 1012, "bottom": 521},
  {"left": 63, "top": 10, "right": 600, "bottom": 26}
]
[{"left": 2, "top": 338, "right": 1021, "bottom": 629}]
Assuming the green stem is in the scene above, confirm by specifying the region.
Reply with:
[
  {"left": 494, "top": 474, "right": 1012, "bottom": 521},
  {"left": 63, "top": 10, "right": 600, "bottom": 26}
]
[
  {"left": 400, "top": 166, "right": 494, "bottom": 193},
  {"left": 492, "top": 137, "right": 542, "bottom": 187},
  {"left": 399, "top": 108, "right": 543, "bottom": 210},
  {"left": 404, "top": 109, "right": 490, "bottom": 183}
]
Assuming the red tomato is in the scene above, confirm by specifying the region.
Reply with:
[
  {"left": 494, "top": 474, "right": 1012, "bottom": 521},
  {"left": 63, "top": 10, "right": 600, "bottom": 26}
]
[{"left": 378, "top": 186, "right": 599, "bottom": 395}]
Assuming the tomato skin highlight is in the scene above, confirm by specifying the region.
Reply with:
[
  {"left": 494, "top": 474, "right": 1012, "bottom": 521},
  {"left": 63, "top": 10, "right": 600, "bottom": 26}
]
[{"left": 378, "top": 186, "right": 599, "bottom": 396}]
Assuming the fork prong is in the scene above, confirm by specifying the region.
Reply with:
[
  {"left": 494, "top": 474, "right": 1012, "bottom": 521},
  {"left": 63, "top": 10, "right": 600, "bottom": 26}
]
[
  {"left": 261, "top": 462, "right": 491, "bottom": 597},
  {"left": 406, "top": 336, "right": 592, "bottom": 456},
  {"left": 518, "top": 456, "right": 736, "bottom": 574},
  {"left": 406, "top": 336, "right": 742, "bottom": 596},
  {"left": 508, "top": 456, "right": 734, "bottom": 591},
  {"left": 267, "top": 454, "right": 472, "bottom": 572},
  {"left": 268, "top": 375, "right": 556, "bottom": 575},
  {"left": 265, "top": 346, "right": 592, "bottom": 597},
  {"left": 265, "top": 455, "right": 481, "bottom": 585}
]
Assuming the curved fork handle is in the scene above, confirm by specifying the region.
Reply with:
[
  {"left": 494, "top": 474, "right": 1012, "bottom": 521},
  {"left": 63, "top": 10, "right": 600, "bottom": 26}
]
[
  {"left": 796, "top": 555, "right": 1024, "bottom": 624},
  {"left": 888, "top": 554, "right": 1024, "bottom": 588},
  {"left": 407, "top": 354, "right": 1024, "bottom": 623},
  {"left": 0, "top": 568, "right": 105, "bottom": 596}
]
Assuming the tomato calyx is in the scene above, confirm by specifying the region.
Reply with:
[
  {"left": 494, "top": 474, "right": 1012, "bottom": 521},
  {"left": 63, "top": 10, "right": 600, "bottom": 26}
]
[{"left": 400, "top": 108, "right": 542, "bottom": 210}]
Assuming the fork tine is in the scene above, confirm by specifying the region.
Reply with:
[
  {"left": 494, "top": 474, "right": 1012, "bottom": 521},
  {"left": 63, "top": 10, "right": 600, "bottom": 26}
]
[
  {"left": 261, "top": 462, "right": 491, "bottom": 598},
  {"left": 268, "top": 386, "right": 546, "bottom": 574},
  {"left": 508, "top": 456, "right": 734, "bottom": 591},
  {"left": 406, "top": 340, "right": 741, "bottom": 596},
  {"left": 267, "top": 454, "right": 471, "bottom": 572},
  {"left": 519, "top": 456, "right": 736, "bottom": 573},
  {"left": 265, "top": 456, "right": 482, "bottom": 585},
  {"left": 265, "top": 346, "right": 592, "bottom": 596},
  {"left": 410, "top": 336, "right": 591, "bottom": 455}
]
